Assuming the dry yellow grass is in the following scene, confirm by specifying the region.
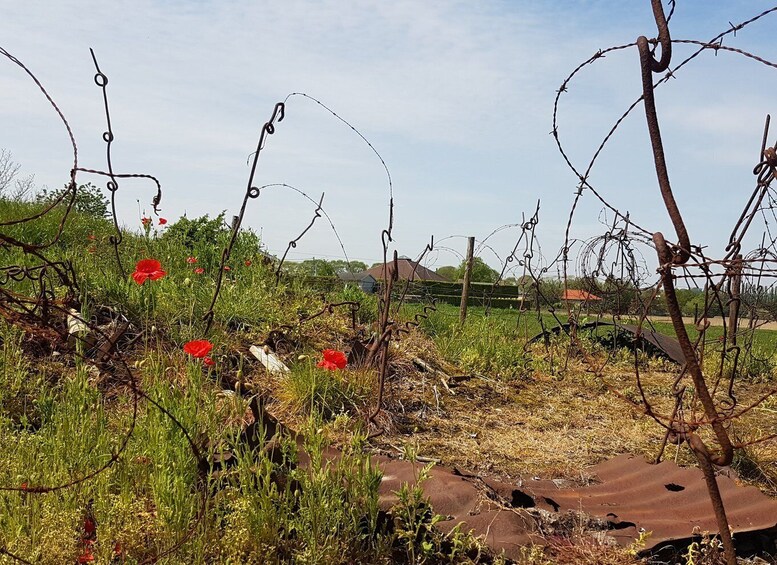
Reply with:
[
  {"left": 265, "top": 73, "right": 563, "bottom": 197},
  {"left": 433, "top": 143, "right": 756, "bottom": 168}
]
[{"left": 366, "top": 334, "right": 777, "bottom": 494}]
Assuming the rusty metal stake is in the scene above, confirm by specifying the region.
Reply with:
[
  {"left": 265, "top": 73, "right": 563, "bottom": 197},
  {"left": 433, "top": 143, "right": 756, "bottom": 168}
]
[
  {"left": 459, "top": 236, "right": 475, "bottom": 325},
  {"left": 690, "top": 434, "right": 737, "bottom": 565},
  {"left": 727, "top": 255, "right": 742, "bottom": 347},
  {"left": 639, "top": 1, "right": 736, "bottom": 561}
]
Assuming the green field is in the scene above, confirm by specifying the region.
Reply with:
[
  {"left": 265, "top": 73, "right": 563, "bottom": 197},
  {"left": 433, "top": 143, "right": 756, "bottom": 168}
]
[{"left": 3, "top": 196, "right": 777, "bottom": 564}]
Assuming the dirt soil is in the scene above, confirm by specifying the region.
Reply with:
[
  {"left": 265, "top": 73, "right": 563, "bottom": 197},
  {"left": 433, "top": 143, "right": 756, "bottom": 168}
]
[
  {"left": 649, "top": 315, "right": 777, "bottom": 331},
  {"left": 371, "top": 353, "right": 777, "bottom": 495}
]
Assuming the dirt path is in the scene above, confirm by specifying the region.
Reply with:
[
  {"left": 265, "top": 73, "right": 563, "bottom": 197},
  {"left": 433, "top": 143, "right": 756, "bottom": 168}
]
[{"left": 646, "top": 316, "right": 777, "bottom": 331}]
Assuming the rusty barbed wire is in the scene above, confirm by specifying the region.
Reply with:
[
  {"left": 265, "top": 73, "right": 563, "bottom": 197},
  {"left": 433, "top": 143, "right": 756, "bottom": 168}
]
[
  {"left": 0, "top": 47, "right": 210, "bottom": 563},
  {"left": 554, "top": 2, "right": 777, "bottom": 562},
  {"left": 554, "top": 6, "right": 777, "bottom": 277},
  {"left": 206, "top": 92, "right": 394, "bottom": 333},
  {"left": 393, "top": 235, "right": 435, "bottom": 315},
  {"left": 275, "top": 192, "right": 326, "bottom": 283},
  {"left": 202, "top": 101, "right": 285, "bottom": 333},
  {"left": 255, "top": 183, "right": 351, "bottom": 273},
  {"left": 482, "top": 202, "right": 542, "bottom": 315}
]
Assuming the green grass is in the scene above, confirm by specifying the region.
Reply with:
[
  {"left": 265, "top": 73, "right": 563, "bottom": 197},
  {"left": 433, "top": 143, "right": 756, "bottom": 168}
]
[
  {"left": 3, "top": 194, "right": 774, "bottom": 563},
  {"left": 404, "top": 301, "right": 777, "bottom": 381},
  {"left": 405, "top": 303, "right": 567, "bottom": 378},
  {"left": 0, "top": 198, "right": 491, "bottom": 563}
]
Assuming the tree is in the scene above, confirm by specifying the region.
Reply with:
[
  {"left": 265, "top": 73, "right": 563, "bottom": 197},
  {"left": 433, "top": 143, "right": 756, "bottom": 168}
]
[
  {"left": 327, "top": 259, "right": 368, "bottom": 274},
  {"left": 455, "top": 257, "right": 499, "bottom": 283},
  {"left": 0, "top": 149, "right": 35, "bottom": 200},
  {"left": 537, "top": 277, "right": 563, "bottom": 306},
  {"left": 600, "top": 275, "right": 638, "bottom": 315},
  {"left": 36, "top": 182, "right": 110, "bottom": 218},
  {"left": 675, "top": 288, "right": 701, "bottom": 316},
  {"left": 513, "top": 274, "right": 535, "bottom": 302},
  {"left": 288, "top": 259, "right": 337, "bottom": 277},
  {"left": 286, "top": 259, "right": 368, "bottom": 276},
  {"left": 435, "top": 265, "right": 457, "bottom": 281},
  {"left": 162, "top": 212, "right": 230, "bottom": 250}
]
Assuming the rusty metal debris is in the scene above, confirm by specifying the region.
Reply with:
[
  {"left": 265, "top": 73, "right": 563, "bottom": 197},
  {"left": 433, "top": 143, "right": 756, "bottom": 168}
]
[
  {"left": 375, "top": 454, "right": 777, "bottom": 561},
  {"left": 553, "top": 2, "right": 777, "bottom": 563},
  {"left": 528, "top": 320, "right": 686, "bottom": 364}
]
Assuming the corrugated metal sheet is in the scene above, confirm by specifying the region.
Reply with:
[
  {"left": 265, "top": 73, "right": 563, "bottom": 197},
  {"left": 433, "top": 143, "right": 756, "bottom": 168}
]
[
  {"left": 619, "top": 323, "right": 686, "bottom": 364},
  {"left": 374, "top": 454, "right": 777, "bottom": 560},
  {"left": 515, "top": 454, "right": 777, "bottom": 547},
  {"left": 528, "top": 321, "right": 687, "bottom": 364}
]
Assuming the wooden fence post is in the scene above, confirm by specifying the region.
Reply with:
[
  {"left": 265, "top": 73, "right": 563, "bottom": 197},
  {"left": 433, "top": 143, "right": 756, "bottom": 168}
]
[
  {"left": 728, "top": 254, "right": 742, "bottom": 347},
  {"left": 459, "top": 236, "right": 475, "bottom": 325}
]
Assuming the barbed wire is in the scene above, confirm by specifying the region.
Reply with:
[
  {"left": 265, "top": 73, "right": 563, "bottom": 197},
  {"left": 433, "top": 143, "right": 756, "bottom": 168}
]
[
  {"left": 0, "top": 46, "right": 207, "bottom": 563},
  {"left": 554, "top": 2, "right": 777, "bottom": 562}
]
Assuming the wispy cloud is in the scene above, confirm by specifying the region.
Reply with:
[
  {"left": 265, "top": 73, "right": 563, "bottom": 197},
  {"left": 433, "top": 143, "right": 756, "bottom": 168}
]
[{"left": 1, "top": 1, "right": 776, "bottom": 268}]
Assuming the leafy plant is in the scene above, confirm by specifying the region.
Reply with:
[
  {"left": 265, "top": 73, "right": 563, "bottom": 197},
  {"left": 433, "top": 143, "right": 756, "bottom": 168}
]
[{"left": 36, "top": 182, "right": 111, "bottom": 218}]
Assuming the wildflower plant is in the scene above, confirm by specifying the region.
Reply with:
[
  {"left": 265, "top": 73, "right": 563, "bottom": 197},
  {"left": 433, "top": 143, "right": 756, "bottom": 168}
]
[
  {"left": 130, "top": 258, "right": 167, "bottom": 319},
  {"left": 131, "top": 259, "right": 166, "bottom": 285},
  {"left": 317, "top": 349, "right": 347, "bottom": 371},
  {"left": 183, "top": 339, "right": 215, "bottom": 368}
]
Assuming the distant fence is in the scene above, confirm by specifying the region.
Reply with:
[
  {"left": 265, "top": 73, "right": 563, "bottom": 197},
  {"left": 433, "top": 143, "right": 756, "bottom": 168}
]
[
  {"left": 299, "top": 276, "right": 526, "bottom": 309},
  {"left": 402, "top": 280, "right": 525, "bottom": 309}
]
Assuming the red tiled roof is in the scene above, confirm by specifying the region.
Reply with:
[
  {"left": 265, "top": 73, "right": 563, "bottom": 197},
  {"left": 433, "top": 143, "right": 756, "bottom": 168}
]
[
  {"left": 562, "top": 289, "right": 601, "bottom": 301},
  {"left": 364, "top": 258, "right": 447, "bottom": 281}
]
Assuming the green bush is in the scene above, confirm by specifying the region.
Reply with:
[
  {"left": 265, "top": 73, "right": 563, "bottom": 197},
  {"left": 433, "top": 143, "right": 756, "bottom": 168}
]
[
  {"left": 160, "top": 212, "right": 261, "bottom": 271},
  {"left": 36, "top": 182, "right": 111, "bottom": 219}
]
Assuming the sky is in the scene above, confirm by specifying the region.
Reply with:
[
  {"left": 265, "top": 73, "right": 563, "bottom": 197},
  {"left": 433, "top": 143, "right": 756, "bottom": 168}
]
[{"left": 2, "top": 1, "right": 777, "bottom": 282}]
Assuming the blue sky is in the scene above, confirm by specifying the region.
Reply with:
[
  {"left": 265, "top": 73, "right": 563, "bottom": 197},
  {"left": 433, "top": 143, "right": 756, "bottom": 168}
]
[{"left": 2, "top": 1, "right": 776, "bottom": 280}]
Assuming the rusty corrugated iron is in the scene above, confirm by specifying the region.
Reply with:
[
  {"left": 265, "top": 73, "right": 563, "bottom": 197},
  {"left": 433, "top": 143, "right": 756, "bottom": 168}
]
[
  {"left": 618, "top": 323, "right": 686, "bottom": 364},
  {"left": 375, "top": 454, "right": 777, "bottom": 560},
  {"left": 528, "top": 321, "right": 686, "bottom": 364},
  {"left": 518, "top": 454, "right": 777, "bottom": 549}
]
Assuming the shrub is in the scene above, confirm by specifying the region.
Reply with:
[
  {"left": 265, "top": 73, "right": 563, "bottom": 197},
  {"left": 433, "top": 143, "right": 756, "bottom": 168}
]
[{"left": 36, "top": 182, "right": 111, "bottom": 219}]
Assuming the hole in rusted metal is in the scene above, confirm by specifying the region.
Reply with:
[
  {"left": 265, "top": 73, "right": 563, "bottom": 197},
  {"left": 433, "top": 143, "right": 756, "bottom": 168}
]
[{"left": 510, "top": 489, "right": 535, "bottom": 508}]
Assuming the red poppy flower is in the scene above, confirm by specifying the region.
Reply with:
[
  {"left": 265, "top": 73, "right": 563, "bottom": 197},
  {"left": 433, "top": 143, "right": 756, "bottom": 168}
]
[
  {"left": 317, "top": 349, "right": 347, "bottom": 371},
  {"left": 223, "top": 265, "right": 231, "bottom": 271},
  {"left": 186, "top": 256, "right": 197, "bottom": 264},
  {"left": 77, "top": 548, "right": 95, "bottom": 563},
  {"left": 194, "top": 267, "right": 205, "bottom": 274},
  {"left": 132, "top": 259, "right": 166, "bottom": 285},
  {"left": 20, "top": 482, "right": 27, "bottom": 491},
  {"left": 158, "top": 217, "right": 168, "bottom": 225},
  {"left": 87, "top": 234, "right": 96, "bottom": 241},
  {"left": 203, "top": 356, "right": 215, "bottom": 367},
  {"left": 183, "top": 339, "right": 213, "bottom": 358},
  {"left": 245, "top": 260, "right": 252, "bottom": 267},
  {"left": 87, "top": 246, "right": 96, "bottom": 254},
  {"left": 141, "top": 217, "right": 152, "bottom": 227}
]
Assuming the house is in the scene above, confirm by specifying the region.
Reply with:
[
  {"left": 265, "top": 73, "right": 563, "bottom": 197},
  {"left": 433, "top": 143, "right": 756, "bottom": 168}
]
[
  {"left": 562, "top": 289, "right": 602, "bottom": 302},
  {"left": 363, "top": 257, "right": 448, "bottom": 282},
  {"left": 338, "top": 271, "right": 377, "bottom": 293}
]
